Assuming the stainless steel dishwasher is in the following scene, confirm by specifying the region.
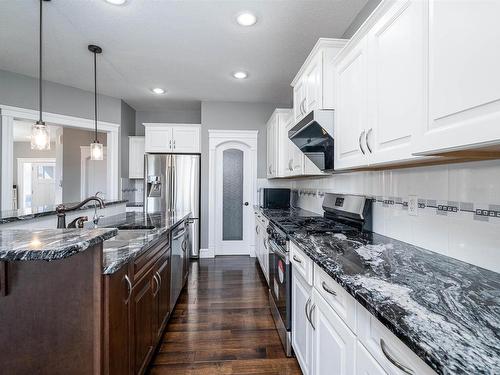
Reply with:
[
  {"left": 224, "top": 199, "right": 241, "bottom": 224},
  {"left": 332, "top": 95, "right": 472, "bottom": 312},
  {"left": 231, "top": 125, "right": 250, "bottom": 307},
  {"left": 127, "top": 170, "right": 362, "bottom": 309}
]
[{"left": 170, "top": 220, "right": 189, "bottom": 311}]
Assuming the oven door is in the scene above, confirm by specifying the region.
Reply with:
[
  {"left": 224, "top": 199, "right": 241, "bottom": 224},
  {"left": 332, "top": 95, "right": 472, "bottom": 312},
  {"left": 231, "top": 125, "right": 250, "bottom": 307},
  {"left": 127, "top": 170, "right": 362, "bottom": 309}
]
[{"left": 268, "top": 240, "right": 291, "bottom": 330}]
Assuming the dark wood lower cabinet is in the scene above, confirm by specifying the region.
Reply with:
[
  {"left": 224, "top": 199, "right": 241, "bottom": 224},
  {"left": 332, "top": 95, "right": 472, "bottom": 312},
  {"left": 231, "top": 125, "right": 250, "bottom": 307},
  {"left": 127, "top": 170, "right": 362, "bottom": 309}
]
[{"left": 105, "top": 233, "right": 174, "bottom": 375}]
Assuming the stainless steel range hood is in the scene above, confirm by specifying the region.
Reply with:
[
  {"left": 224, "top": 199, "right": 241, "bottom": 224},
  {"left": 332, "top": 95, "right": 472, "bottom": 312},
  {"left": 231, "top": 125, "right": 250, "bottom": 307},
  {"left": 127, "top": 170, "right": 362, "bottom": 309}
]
[{"left": 288, "top": 109, "right": 335, "bottom": 172}]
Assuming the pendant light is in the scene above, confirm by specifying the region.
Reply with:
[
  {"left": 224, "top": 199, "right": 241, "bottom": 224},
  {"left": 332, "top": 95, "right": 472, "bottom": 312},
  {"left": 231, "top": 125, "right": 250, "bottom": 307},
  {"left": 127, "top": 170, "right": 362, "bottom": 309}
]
[
  {"left": 31, "top": 0, "right": 51, "bottom": 150},
  {"left": 88, "top": 44, "right": 103, "bottom": 160}
]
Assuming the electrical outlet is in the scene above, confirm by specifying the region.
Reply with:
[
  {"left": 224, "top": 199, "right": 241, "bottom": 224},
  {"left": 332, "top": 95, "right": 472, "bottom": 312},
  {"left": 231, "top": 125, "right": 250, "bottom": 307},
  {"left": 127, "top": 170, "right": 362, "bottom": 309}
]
[{"left": 408, "top": 195, "right": 418, "bottom": 216}]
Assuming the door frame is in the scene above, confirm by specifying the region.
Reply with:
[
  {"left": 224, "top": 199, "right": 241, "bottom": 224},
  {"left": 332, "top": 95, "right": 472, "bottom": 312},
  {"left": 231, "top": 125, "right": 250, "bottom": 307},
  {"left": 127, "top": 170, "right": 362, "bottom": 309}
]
[
  {"left": 208, "top": 130, "right": 258, "bottom": 258},
  {"left": 0, "top": 104, "right": 120, "bottom": 210},
  {"left": 16, "top": 157, "right": 56, "bottom": 210},
  {"left": 80, "top": 146, "right": 108, "bottom": 200}
]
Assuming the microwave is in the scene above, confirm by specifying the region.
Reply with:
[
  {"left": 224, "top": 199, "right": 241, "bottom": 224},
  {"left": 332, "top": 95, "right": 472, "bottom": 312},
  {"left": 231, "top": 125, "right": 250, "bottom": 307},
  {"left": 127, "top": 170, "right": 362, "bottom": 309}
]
[{"left": 259, "top": 188, "right": 291, "bottom": 209}]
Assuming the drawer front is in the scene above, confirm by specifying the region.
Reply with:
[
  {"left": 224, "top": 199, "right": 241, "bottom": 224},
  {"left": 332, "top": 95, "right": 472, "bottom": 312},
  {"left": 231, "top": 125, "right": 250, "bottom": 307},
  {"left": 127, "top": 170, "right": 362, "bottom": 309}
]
[
  {"left": 314, "top": 264, "right": 357, "bottom": 333},
  {"left": 290, "top": 242, "right": 313, "bottom": 286},
  {"left": 357, "top": 305, "right": 437, "bottom": 375},
  {"left": 133, "top": 235, "right": 170, "bottom": 283}
]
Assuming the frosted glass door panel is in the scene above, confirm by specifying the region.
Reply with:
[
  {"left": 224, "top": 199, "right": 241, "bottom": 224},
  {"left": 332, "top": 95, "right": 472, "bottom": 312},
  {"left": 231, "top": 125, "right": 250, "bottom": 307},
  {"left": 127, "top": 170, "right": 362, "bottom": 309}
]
[{"left": 222, "top": 149, "right": 244, "bottom": 241}]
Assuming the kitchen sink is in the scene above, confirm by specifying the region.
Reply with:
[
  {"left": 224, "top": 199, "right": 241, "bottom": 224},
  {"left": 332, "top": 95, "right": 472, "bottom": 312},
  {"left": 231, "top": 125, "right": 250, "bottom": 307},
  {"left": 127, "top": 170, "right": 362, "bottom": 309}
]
[{"left": 116, "top": 224, "right": 155, "bottom": 230}]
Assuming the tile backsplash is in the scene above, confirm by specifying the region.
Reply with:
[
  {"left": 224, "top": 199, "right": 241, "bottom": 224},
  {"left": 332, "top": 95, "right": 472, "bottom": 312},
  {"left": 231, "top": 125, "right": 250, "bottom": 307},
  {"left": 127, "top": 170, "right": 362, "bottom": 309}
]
[
  {"left": 259, "top": 159, "right": 500, "bottom": 273},
  {"left": 120, "top": 178, "right": 144, "bottom": 203}
]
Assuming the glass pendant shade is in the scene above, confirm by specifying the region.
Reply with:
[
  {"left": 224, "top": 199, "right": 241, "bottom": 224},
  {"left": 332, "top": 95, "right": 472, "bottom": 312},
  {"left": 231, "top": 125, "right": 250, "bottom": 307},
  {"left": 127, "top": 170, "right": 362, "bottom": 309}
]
[
  {"left": 31, "top": 123, "right": 51, "bottom": 150},
  {"left": 90, "top": 141, "right": 104, "bottom": 160}
]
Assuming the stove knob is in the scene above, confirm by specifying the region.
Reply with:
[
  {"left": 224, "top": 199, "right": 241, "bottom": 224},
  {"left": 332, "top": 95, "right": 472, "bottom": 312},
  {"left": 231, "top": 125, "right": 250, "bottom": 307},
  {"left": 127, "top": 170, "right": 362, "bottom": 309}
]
[{"left": 266, "top": 227, "right": 272, "bottom": 234}]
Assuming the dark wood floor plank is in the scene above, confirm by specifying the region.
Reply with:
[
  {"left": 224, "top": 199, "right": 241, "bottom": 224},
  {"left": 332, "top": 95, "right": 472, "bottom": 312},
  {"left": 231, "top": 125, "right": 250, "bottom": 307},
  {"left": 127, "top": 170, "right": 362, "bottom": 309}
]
[{"left": 147, "top": 256, "right": 302, "bottom": 375}]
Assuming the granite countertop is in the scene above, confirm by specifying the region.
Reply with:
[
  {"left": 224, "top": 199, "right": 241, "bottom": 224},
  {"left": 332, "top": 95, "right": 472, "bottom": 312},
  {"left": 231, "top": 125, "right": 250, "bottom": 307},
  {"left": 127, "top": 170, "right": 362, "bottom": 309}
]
[
  {"left": 99, "top": 211, "right": 191, "bottom": 274},
  {"left": 0, "top": 228, "right": 118, "bottom": 261},
  {"left": 258, "top": 207, "right": 500, "bottom": 375},
  {"left": 126, "top": 202, "right": 144, "bottom": 208},
  {"left": 0, "top": 199, "right": 128, "bottom": 225},
  {"left": 256, "top": 206, "right": 321, "bottom": 222}
]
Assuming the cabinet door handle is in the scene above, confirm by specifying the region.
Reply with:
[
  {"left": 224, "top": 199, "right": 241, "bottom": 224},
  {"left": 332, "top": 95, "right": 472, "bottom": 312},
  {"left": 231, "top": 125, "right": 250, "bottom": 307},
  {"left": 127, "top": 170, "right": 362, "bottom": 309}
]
[
  {"left": 169, "top": 140, "right": 172, "bottom": 149},
  {"left": 309, "top": 303, "right": 316, "bottom": 330},
  {"left": 321, "top": 281, "right": 337, "bottom": 296},
  {"left": 173, "top": 140, "right": 176, "bottom": 149},
  {"left": 152, "top": 274, "right": 160, "bottom": 296},
  {"left": 124, "top": 275, "right": 132, "bottom": 305},
  {"left": 305, "top": 297, "right": 311, "bottom": 324},
  {"left": 156, "top": 271, "right": 162, "bottom": 289},
  {"left": 359, "top": 130, "right": 366, "bottom": 155},
  {"left": 366, "top": 128, "right": 373, "bottom": 153},
  {"left": 380, "top": 339, "right": 415, "bottom": 374},
  {"left": 288, "top": 159, "right": 293, "bottom": 171},
  {"left": 256, "top": 225, "right": 259, "bottom": 235},
  {"left": 263, "top": 238, "right": 268, "bottom": 250},
  {"left": 292, "top": 255, "right": 302, "bottom": 264}
]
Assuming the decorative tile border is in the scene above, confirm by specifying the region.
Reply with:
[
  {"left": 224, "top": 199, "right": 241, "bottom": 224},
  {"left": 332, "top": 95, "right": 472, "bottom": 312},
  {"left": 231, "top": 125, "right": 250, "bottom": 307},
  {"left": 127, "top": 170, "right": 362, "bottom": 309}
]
[{"left": 292, "top": 189, "right": 500, "bottom": 223}]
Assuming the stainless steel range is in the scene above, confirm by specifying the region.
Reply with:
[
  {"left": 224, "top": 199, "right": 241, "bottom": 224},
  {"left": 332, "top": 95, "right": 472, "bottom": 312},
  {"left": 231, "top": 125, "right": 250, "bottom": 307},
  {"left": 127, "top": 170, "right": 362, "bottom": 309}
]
[{"left": 267, "top": 193, "right": 372, "bottom": 357}]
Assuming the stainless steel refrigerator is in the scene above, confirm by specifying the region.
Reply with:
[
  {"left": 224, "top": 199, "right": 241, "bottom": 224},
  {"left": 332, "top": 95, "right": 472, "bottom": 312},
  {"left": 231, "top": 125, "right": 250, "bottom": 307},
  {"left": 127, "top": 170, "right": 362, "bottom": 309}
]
[{"left": 144, "top": 153, "right": 200, "bottom": 258}]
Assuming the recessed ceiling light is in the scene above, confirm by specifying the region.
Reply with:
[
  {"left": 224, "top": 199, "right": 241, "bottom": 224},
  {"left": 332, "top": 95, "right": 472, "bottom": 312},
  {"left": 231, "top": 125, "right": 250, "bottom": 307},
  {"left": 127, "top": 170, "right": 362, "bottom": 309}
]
[
  {"left": 151, "top": 88, "right": 166, "bottom": 95},
  {"left": 233, "top": 71, "right": 248, "bottom": 79},
  {"left": 236, "top": 12, "right": 257, "bottom": 26},
  {"left": 105, "top": 0, "right": 127, "bottom": 5}
]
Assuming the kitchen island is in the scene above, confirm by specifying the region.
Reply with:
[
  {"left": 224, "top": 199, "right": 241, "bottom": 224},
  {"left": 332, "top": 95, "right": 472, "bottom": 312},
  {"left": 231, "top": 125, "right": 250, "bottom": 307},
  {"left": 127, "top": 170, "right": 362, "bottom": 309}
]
[{"left": 0, "top": 210, "right": 192, "bottom": 375}]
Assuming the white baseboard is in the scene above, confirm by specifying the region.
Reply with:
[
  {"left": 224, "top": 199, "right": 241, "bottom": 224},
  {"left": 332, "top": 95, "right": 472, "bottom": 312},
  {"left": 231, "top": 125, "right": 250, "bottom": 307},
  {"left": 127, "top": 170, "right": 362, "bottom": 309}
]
[{"left": 200, "top": 247, "right": 215, "bottom": 258}]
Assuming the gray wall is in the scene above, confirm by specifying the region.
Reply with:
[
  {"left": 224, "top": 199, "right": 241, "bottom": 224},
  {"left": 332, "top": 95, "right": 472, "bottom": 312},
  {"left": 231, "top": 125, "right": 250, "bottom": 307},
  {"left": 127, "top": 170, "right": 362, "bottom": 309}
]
[
  {"left": 0, "top": 69, "right": 122, "bottom": 123},
  {"left": 135, "top": 109, "right": 201, "bottom": 135},
  {"left": 120, "top": 100, "right": 137, "bottom": 178},
  {"left": 200, "top": 101, "right": 278, "bottom": 249},
  {"left": 13, "top": 142, "right": 57, "bottom": 185},
  {"left": 62, "top": 128, "right": 107, "bottom": 203},
  {"left": 342, "top": 0, "right": 382, "bottom": 38}
]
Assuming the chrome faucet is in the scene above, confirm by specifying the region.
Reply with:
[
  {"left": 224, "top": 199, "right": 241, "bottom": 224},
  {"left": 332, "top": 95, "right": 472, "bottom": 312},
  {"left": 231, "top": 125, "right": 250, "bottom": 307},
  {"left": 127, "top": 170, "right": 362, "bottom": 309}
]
[{"left": 56, "top": 195, "right": 105, "bottom": 229}]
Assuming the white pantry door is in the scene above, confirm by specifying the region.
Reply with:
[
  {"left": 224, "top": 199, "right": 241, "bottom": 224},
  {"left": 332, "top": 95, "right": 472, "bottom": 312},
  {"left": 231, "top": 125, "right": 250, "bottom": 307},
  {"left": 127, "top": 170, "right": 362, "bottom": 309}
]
[{"left": 208, "top": 130, "right": 257, "bottom": 257}]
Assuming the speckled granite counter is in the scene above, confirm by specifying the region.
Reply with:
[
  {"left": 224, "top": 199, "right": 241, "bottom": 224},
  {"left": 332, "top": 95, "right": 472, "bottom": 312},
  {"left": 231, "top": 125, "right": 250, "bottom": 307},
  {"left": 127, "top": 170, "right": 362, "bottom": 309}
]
[
  {"left": 99, "top": 211, "right": 191, "bottom": 274},
  {"left": 0, "top": 199, "right": 127, "bottom": 225},
  {"left": 0, "top": 228, "right": 118, "bottom": 261},
  {"left": 258, "top": 207, "right": 500, "bottom": 375}
]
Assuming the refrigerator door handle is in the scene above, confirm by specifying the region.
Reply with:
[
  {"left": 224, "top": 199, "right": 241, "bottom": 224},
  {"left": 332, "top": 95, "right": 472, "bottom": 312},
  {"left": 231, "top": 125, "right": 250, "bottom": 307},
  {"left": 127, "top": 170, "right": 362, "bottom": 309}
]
[{"left": 172, "top": 163, "right": 176, "bottom": 213}]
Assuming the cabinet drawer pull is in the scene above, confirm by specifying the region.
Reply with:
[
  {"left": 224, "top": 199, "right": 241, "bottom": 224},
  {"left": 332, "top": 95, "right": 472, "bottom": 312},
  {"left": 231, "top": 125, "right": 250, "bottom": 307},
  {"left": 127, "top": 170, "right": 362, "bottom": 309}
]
[
  {"left": 366, "top": 128, "right": 373, "bottom": 153},
  {"left": 124, "top": 275, "right": 132, "bottom": 305},
  {"left": 380, "top": 339, "right": 414, "bottom": 374},
  {"left": 321, "top": 281, "right": 337, "bottom": 296},
  {"left": 256, "top": 225, "right": 259, "bottom": 235},
  {"left": 263, "top": 239, "right": 268, "bottom": 250},
  {"left": 309, "top": 303, "right": 316, "bottom": 330},
  {"left": 292, "top": 255, "right": 302, "bottom": 264},
  {"left": 359, "top": 131, "right": 366, "bottom": 155}
]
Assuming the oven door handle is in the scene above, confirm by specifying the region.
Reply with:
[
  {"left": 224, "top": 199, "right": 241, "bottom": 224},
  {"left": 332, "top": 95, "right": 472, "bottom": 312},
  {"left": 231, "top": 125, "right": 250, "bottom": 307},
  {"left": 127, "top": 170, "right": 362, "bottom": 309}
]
[{"left": 268, "top": 240, "right": 289, "bottom": 264}]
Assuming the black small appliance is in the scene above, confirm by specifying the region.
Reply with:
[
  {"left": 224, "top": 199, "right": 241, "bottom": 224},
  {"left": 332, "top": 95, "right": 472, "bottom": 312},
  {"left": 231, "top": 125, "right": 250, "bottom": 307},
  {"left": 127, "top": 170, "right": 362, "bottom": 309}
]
[{"left": 259, "top": 188, "right": 291, "bottom": 209}]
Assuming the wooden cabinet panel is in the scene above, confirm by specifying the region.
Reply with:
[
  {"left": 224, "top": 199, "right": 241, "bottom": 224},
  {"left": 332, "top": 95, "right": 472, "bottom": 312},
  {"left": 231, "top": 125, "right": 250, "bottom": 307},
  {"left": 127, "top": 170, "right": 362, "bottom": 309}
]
[
  {"left": 171, "top": 126, "right": 200, "bottom": 153},
  {"left": 292, "top": 272, "right": 313, "bottom": 375},
  {"left": 104, "top": 265, "right": 131, "bottom": 375},
  {"left": 311, "top": 289, "right": 356, "bottom": 375},
  {"left": 131, "top": 269, "right": 155, "bottom": 375},
  {"left": 368, "top": 0, "right": 425, "bottom": 165},
  {"left": 417, "top": 0, "right": 500, "bottom": 154},
  {"left": 129, "top": 136, "right": 145, "bottom": 179},
  {"left": 334, "top": 37, "right": 369, "bottom": 170}
]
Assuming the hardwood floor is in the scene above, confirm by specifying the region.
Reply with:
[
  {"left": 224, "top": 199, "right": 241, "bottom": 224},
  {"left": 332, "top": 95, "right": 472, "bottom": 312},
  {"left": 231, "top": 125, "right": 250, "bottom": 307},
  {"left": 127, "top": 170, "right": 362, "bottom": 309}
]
[{"left": 147, "top": 256, "right": 302, "bottom": 375}]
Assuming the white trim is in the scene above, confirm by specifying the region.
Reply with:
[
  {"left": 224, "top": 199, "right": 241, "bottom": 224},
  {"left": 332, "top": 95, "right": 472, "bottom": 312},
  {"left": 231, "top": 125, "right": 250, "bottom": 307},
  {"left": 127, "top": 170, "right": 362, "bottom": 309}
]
[
  {"left": 16, "top": 158, "right": 56, "bottom": 210},
  {"left": 80, "top": 146, "right": 108, "bottom": 201},
  {"left": 199, "top": 248, "right": 214, "bottom": 259},
  {"left": 143, "top": 122, "right": 201, "bottom": 129},
  {"left": 0, "top": 105, "right": 120, "bottom": 210},
  {"left": 291, "top": 37, "right": 348, "bottom": 86},
  {"left": 208, "top": 129, "right": 258, "bottom": 257}
]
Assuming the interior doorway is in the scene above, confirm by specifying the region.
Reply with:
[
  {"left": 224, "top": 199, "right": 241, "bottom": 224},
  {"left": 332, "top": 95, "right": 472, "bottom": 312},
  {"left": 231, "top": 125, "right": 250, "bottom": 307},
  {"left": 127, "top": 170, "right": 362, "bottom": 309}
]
[
  {"left": 208, "top": 130, "right": 258, "bottom": 257},
  {"left": 17, "top": 158, "right": 56, "bottom": 210}
]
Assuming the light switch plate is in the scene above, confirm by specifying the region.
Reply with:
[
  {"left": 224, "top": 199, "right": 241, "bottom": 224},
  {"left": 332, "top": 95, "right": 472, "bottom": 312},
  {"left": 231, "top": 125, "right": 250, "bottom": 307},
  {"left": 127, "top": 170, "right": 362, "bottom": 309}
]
[{"left": 408, "top": 195, "right": 418, "bottom": 216}]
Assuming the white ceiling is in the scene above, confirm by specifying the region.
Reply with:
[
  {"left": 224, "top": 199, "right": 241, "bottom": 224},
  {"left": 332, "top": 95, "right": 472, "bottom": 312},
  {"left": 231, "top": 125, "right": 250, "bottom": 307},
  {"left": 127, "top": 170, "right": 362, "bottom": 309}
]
[{"left": 0, "top": 0, "right": 368, "bottom": 111}]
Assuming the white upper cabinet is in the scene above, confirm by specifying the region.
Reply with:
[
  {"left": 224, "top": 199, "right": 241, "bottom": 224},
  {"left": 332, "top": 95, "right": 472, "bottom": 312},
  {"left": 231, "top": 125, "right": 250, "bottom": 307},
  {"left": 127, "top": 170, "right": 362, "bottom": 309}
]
[
  {"left": 367, "top": 0, "right": 426, "bottom": 165},
  {"left": 415, "top": 0, "right": 500, "bottom": 155},
  {"left": 285, "top": 117, "right": 304, "bottom": 176},
  {"left": 144, "top": 123, "right": 201, "bottom": 153},
  {"left": 266, "top": 109, "right": 292, "bottom": 178},
  {"left": 335, "top": 37, "right": 369, "bottom": 170},
  {"left": 129, "top": 136, "right": 145, "bottom": 179},
  {"left": 292, "top": 38, "right": 348, "bottom": 124}
]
